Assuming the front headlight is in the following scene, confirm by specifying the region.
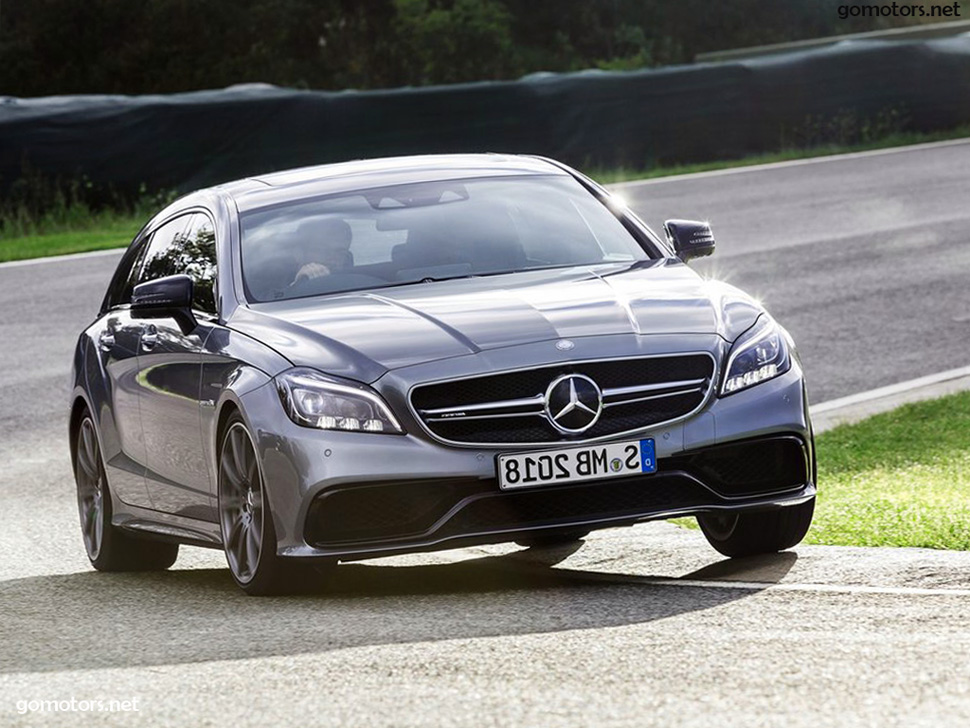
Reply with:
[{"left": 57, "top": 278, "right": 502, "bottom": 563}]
[
  {"left": 275, "top": 368, "right": 404, "bottom": 434},
  {"left": 720, "top": 316, "right": 791, "bottom": 395}
]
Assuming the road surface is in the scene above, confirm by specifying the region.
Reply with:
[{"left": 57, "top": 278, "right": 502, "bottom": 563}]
[{"left": 2, "top": 141, "right": 970, "bottom": 726}]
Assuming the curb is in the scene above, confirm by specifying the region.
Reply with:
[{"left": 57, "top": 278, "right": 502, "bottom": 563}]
[
  {"left": 0, "top": 247, "right": 124, "bottom": 270},
  {"left": 608, "top": 137, "right": 970, "bottom": 190},
  {"left": 810, "top": 366, "right": 970, "bottom": 433}
]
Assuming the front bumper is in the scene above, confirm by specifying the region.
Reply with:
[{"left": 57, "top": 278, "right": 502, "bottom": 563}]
[{"left": 238, "top": 355, "right": 814, "bottom": 562}]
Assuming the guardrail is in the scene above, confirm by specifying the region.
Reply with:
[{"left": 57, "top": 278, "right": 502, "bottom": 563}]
[{"left": 696, "top": 18, "right": 970, "bottom": 63}]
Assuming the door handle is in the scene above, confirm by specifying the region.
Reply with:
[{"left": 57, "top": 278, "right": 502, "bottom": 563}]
[
  {"left": 99, "top": 317, "right": 121, "bottom": 351},
  {"left": 141, "top": 324, "right": 158, "bottom": 351}
]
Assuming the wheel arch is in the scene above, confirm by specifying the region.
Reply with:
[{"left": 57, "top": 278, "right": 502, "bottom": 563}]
[
  {"left": 215, "top": 399, "right": 242, "bottom": 463},
  {"left": 68, "top": 391, "right": 95, "bottom": 473}
]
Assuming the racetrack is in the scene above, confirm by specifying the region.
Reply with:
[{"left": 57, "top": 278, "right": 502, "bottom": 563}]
[
  {"left": 618, "top": 139, "right": 970, "bottom": 403},
  {"left": 2, "top": 141, "right": 970, "bottom": 726}
]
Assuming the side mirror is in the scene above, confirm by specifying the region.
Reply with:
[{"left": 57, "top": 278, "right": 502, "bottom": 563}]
[
  {"left": 664, "top": 219, "right": 715, "bottom": 262},
  {"left": 131, "top": 274, "right": 197, "bottom": 333}
]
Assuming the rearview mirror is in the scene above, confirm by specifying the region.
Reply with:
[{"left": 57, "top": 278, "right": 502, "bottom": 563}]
[
  {"left": 664, "top": 219, "right": 715, "bottom": 262},
  {"left": 131, "top": 274, "right": 197, "bottom": 333}
]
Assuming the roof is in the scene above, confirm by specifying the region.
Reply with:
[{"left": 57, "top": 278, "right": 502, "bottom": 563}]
[{"left": 216, "top": 154, "right": 568, "bottom": 213}]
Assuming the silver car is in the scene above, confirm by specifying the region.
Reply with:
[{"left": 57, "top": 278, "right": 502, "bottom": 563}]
[{"left": 69, "top": 154, "right": 815, "bottom": 595}]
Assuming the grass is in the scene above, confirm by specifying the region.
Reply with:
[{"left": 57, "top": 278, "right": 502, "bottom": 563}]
[
  {"left": 3, "top": 123, "right": 970, "bottom": 263},
  {"left": 806, "top": 391, "right": 970, "bottom": 550},
  {"left": 589, "top": 124, "right": 970, "bottom": 184},
  {"left": 677, "top": 391, "right": 970, "bottom": 550},
  {"left": 0, "top": 179, "right": 167, "bottom": 262},
  {"left": 1, "top": 222, "right": 143, "bottom": 261}
]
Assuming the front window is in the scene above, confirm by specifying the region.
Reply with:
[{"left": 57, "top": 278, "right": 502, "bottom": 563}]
[
  {"left": 135, "top": 212, "right": 218, "bottom": 315},
  {"left": 240, "top": 175, "right": 652, "bottom": 303}
]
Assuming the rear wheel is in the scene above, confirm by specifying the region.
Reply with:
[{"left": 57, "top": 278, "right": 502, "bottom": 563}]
[
  {"left": 697, "top": 498, "right": 815, "bottom": 558},
  {"left": 74, "top": 413, "right": 178, "bottom": 571},
  {"left": 218, "top": 414, "right": 330, "bottom": 595}
]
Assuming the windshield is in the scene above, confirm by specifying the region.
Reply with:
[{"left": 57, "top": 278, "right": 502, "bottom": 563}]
[{"left": 240, "top": 174, "right": 652, "bottom": 302}]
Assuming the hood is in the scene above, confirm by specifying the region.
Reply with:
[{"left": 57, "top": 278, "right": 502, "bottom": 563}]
[{"left": 229, "top": 259, "right": 763, "bottom": 383}]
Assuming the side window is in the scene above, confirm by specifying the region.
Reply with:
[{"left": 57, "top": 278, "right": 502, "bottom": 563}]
[
  {"left": 181, "top": 213, "right": 218, "bottom": 315},
  {"left": 137, "top": 215, "right": 193, "bottom": 284},
  {"left": 136, "top": 213, "right": 218, "bottom": 315},
  {"left": 104, "top": 231, "right": 149, "bottom": 309}
]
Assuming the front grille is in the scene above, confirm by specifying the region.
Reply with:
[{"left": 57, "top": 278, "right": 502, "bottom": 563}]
[{"left": 410, "top": 354, "right": 715, "bottom": 445}]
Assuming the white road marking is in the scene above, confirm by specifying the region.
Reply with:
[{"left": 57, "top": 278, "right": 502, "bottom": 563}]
[
  {"left": 811, "top": 365, "right": 970, "bottom": 414},
  {"left": 641, "top": 577, "right": 970, "bottom": 597},
  {"left": 810, "top": 365, "right": 970, "bottom": 431},
  {"left": 0, "top": 246, "right": 123, "bottom": 270},
  {"left": 608, "top": 137, "right": 970, "bottom": 189}
]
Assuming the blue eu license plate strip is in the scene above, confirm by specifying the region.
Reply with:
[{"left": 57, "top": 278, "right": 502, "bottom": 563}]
[
  {"left": 497, "top": 437, "right": 657, "bottom": 489},
  {"left": 639, "top": 438, "right": 657, "bottom": 473}
]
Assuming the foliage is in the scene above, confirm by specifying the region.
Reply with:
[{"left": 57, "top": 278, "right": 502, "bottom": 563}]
[
  {"left": 5, "top": 121, "right": 970, "bottom": 263},
  {"left": 0, "top": 0, "right": 961, "bottom": 95},
  {"left": 0, "top": 163, "right": 175, "bottom": 240},
  {"left": 783, "top": 107, "right": 910, "bottom": 148}
]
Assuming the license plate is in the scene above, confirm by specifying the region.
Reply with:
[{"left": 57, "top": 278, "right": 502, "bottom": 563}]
[{"left": 497, "top": 438, "right": 656, "bottom": 490}]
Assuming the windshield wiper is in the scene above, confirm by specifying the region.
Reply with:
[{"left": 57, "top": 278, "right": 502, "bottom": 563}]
[{"left": 373, "top": 274, "right": 481, "bottom": 290}]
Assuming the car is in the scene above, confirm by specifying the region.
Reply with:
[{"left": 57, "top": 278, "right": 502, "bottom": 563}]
[{"left": 69, "top": 153, "right": 816, "bottom": 595}]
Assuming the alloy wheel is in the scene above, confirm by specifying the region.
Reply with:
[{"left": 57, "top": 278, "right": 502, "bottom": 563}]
[
  {"left": 219, "top": 422, "right": 265, "bottom": 584},
  {"left": 75, "top": 417, "right": 105, "bottom": 561},
  {"left": 701, "top": 512, "right": 738, "bottom": 541}
]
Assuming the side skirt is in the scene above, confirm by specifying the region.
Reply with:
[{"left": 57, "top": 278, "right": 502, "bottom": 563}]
[{"left": 113, "top": 508, "right": 223, "bottom": 549}]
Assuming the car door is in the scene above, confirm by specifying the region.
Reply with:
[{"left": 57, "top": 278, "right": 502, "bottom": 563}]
[
  {"left": 90, "top": 237, "right": 154, "bottom": 507},
  {"left": 133, "top": 212, "right": 218, "bottom": 520}
]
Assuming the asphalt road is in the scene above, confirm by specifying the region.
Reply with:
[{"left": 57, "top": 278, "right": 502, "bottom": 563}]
[
  {"left": 2, "top": 141, "right": 970, "bottom": 726},
  {"left": 617, "top": 140, "right": 970, "bottom": 403}
]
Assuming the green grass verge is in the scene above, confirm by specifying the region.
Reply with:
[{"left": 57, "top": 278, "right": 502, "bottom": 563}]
[
  {"left": 678, "top": 391, "right": 970, "bottom": 550},
  {"left": 589, "top": 125, "right": 970, "bottom": 184},
  {"left": 807, "top": 391, "right": 970, "bottom": 549},
  {"left": 0, "top": 217, "right": 143, "bottom": 263},
  {"left": 0, "top": 225, "right": 141, "bottom": 262},
  {"left": 3, "top": 124, "right": 970, "bottom": 263}
]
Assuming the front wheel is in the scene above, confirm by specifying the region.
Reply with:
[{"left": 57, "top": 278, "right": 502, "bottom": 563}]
[
  {"left": 218, "top": 414, "right": 331, "bottom": 595},
  {"left": 697, "top": 498, "right": 815, "bottom": 558}
]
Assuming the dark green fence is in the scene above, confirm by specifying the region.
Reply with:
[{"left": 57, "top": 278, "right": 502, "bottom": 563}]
[{"left": 2, "top": 36, "right": 970, "bottom": 196}]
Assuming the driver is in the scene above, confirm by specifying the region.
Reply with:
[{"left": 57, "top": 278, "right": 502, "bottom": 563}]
[{"left": 292, "top": 218, "right": 353, "bottom": 284}]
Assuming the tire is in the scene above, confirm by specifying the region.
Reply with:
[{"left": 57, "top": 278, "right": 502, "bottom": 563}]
[
  {"left": 74, "top": 412, "right": 179, "bottom": 571},
  {"left": 515, "top": 529, "right": 590, "bottom": 549},
  {"left": 218, "top": 413, "right": 330, "bottom": 595},
  {"left": 697, "top": 498, "right": 815, "bottom": 558}
]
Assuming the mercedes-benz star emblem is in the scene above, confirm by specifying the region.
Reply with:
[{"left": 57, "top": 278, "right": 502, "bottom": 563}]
[{"left": 544, "top": 374, "right": 603, "bottom": 434}]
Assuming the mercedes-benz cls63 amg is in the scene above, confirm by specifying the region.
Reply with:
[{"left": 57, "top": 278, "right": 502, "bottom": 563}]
[{"left": 70, "top": 154, "right": 815, "bottom": 594}]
